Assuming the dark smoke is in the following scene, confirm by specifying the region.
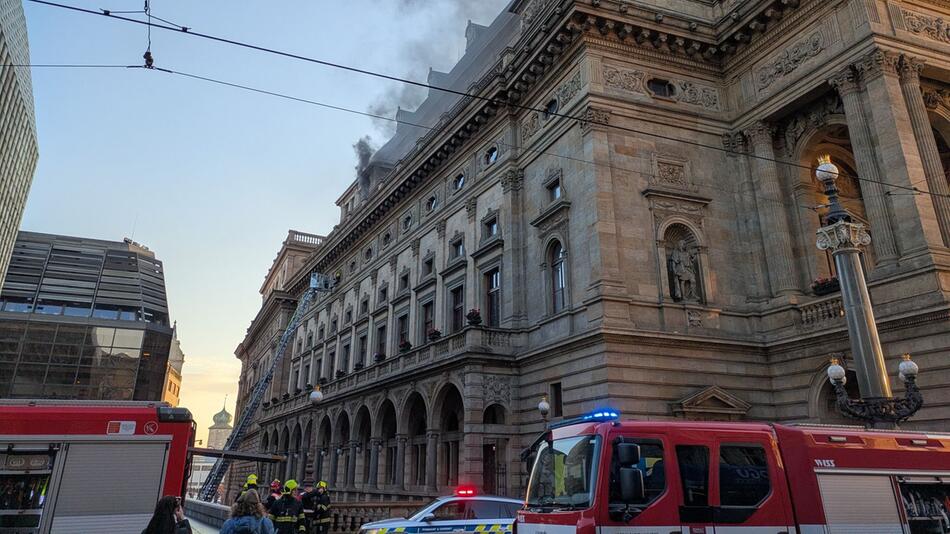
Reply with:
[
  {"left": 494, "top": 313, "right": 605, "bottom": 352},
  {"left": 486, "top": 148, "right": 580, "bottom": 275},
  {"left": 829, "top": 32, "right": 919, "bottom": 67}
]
[
  {"left": 365, "top": 0, "right": 509, "bottom": 138},
  {"left": 353, "top": 136, "right": 376, "bottom": 177}
]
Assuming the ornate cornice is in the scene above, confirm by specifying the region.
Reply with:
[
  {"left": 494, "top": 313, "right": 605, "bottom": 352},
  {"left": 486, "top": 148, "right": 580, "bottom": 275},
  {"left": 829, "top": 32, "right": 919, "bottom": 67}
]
[
  {"left": 901, "top": 8, "right": 950, "bottom": 45},
  {"left": 743, "top": 120, "right": 775, "bottom": 146},
  {"left": 579, "top": 105, "right": 612, "bottom": 134},
  {"left": 827, "top": 66, "right": 860, "bottom": 96},
  {"left": 854, "top": 48, "right": 901, "bottom": 81},
  {"left": 502, "top": 168, "right": 525, "bottom": 193},
  {"left": 897, "top": 55, "right": 925, "bottom": 85},
  {"left": 755, "top": 30, "right": 823, "bottom": 90}
]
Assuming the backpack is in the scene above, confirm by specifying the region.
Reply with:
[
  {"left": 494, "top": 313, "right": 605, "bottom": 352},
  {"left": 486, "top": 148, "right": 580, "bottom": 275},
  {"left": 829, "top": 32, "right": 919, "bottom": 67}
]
[{"left": 231, "top": 517, "right": 262, "bottom": 534}]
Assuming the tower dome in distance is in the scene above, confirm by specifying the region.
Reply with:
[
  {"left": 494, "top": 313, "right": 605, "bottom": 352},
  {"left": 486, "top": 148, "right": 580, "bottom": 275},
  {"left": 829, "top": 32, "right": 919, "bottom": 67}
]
[{"left": 211, "top": 406, "right": 232, "bottom": 429}]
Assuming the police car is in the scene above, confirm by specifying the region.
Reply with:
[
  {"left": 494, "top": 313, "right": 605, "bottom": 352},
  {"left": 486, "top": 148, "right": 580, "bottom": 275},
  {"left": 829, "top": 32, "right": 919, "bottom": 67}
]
[{"left": 359, "top": 488, "right": 522, "bottom": 534}]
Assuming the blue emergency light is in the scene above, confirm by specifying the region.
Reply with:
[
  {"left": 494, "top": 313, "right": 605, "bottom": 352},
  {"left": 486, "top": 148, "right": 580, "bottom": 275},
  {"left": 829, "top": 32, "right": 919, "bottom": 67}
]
[{"left": 582, "top": 410, "right": 620, "bottom": 421}]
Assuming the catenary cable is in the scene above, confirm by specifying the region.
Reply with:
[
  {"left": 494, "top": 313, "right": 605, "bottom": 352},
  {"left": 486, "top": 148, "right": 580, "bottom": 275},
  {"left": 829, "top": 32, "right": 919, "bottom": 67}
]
[
  {"left": 2, "top": 62, "right": 824, "bottom": 214},
  {"left": 25, "top": 0, "right": 950, "bottom": 200}
]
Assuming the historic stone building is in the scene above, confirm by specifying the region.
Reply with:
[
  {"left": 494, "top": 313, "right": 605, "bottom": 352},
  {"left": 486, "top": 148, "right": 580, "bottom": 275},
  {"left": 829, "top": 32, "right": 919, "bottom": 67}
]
[
  {"left": 0, "top": 0, "right": 40, "bottom": 288},
  {"left": 229, "top": 0, "right": 950, "bottom": 507}
]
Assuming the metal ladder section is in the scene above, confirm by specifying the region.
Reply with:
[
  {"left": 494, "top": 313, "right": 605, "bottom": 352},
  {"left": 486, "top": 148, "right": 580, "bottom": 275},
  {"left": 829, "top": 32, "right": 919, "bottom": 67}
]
[{"left": 199, "top": 273, "right": 324, "bottom": 501}]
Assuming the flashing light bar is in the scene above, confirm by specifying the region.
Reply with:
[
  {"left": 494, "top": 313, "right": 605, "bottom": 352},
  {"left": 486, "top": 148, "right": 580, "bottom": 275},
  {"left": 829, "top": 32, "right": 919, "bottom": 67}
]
[
  {"left": 549, "top": 409, "right": 621, "bottom": 429},
  {"left": 455, "top": 487, "right": 477, "bottom": 496}
]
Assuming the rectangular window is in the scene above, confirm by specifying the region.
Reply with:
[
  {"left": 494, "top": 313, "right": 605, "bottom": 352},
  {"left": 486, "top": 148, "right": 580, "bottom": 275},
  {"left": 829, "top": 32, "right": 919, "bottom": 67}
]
[
  {"left": 484, "top": 217, "right": 498, "bottom": 239},
  {"left": 399, "top": 273, "right": 410, "bottom": 291},
  {"left": 345, "top": 310, "right": 352, "bottom": 324},
  {"left": 423, "top": 258, "right": 434, "bottom": 277},
  {"left": 379, "top": 286, "right": 388, "bottom": 304},
  {"left": 719, "top": 445, "right": 770, "bottom": 507},
  {"left": 451, "top": 287, "right": 464, "bottom": 333},
  {"left": 677, "top": 445, "right": 710, "bottom": 507},
  {"left": 315, "top": 358, "right": 323, "bottom": 380},
  {"left": 376, "top": 325, "right": 387, "bottom": 356},
  {"left": 318, "top": 326, "right": 325, "bottom": 340},
  {"left": 291, "top": 367, "right": 299, "bottom": 392},
  {"left": 360, "top": 298, "right": 369, "bottom": 315},
  {"left": 357, "top": 335, "right": 367, "bottom": 367},
  {"left": 327, "top": 352, "right": 336, "bottom": 378},
  {"left": 303, "top": 363, "right": 310, "bottom": 386},
  {"left": 398, "top": 314, "right": 409, "bottom": 344},
  {"left": 485, "top": 268, "right": 501, "bottom": 327},
  {"left": 421, "top": 301, "right": 434, "bottom": 340},
  {"left": 341, "top": 344, "right": 350, "bottom": 372},
  {"left": 331, "top": 319, "right": 338, "bottom": 333},
  {"left": 550, "top": 382, "right": 563, "bottom": 417},
  {"left": 547, "top": 179, "right": 562, "bottom": 202},
  {"left": 609, "top": 439, "right": 665, "bottom": 506},
  {"left": 306, "top": 332, "right": 313, "bottom": 347},
  {"left": 451, "top": 239, "right": 464, "bottom": 259}
]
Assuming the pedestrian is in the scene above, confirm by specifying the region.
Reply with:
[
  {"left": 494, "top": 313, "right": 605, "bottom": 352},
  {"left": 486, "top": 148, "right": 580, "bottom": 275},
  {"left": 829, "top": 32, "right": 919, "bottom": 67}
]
[
  {"left": 142, "top": 495, "right": 193, "bottom": 534},
  {"left": 220, "top": 489, "right": 275, "bottom": 534},
  {"left": 313, "top": 481, "right": 331, "bottom": 534},
  {"left": 265, "top": 479, "right": 282, "bottom": 512},
  {"left": 240, "top": 474, "right": 260, "bottom": 499},
  {"left": 268, "top": 479, "right": 306, "bottom": 534},
  {"left": 299, "top": 480, "right": 316, "bottom": 533}
]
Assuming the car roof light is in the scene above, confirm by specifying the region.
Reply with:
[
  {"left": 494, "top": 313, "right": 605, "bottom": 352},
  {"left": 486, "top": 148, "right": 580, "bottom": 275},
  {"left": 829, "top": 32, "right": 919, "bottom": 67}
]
[
  {"left": 455, "top": 487, "right": 476, "bottom": 496},
  {"left": 582, "top": 410, "right": 620, "bottom": 421}
]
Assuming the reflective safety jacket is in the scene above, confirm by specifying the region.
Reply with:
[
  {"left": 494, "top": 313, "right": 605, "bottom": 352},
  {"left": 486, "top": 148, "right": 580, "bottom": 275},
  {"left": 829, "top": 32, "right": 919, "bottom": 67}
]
[
  {"left": 268, "top": 495, "right": 306, "bottom": 534},
  {"left": 315, "top": 491, "right": 331, "bottom": 524}
]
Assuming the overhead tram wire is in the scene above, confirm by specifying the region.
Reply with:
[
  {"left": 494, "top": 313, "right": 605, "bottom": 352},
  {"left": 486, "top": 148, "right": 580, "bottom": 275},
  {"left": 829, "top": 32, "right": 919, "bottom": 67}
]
[
  {"left": 26, "top": 0, "right": 950, "bottom": 202},
  {"left": 0, "top": 61, "right": 818, "bottom": 213}
]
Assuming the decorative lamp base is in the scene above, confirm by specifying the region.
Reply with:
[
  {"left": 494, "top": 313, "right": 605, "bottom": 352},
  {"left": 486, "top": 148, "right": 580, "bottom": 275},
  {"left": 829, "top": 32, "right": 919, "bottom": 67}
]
[{"left": 831, "top": 376, "right": 923, "bottom": 425}]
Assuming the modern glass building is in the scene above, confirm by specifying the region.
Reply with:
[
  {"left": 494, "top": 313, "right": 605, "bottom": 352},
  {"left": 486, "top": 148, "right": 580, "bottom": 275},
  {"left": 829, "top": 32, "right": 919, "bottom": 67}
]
[
  {"left": 0, "top": 232, "right": 173, "bottom": 400},
  {"left": 0, "top": 0, "right": 40, "bottom": 288}
]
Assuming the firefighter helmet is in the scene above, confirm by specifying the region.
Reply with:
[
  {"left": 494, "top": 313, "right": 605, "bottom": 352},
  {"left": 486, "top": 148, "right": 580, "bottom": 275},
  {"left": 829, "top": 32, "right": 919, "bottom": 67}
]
[{"left": 284, "top": 479, "right": 299, "bottom": 493}]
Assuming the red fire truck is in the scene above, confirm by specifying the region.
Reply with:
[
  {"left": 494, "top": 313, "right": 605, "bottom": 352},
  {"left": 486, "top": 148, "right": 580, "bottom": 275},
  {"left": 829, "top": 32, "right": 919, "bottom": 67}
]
[
  {"left": 0, "top": 400, "right": 194, "bottom": 533},
  {"left": 517, "top": 411, "right": 950, "bottom": 534}
]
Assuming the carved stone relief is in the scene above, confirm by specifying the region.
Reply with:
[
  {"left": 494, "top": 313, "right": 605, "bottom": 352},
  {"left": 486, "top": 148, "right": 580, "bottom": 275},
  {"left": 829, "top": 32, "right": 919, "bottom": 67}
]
[
  {"left": 522, "top": 71, "right": 582, "bottom": 144},
  {"left": 902, "top": 9, "right": 950, "bottom": 44},
  {"left": 755, "top": 31, "right": 824, "bottom": 90},
  {"left": 483, "top": 375, "right": 511, "bottom": 405},
  {"left": 651, "top": 154, "right": 696, "bottom": 192},
  {"left": 603, "top": 65, "right": 720, "bottom": 110},
  {"left": 777, "top": 94, "right": 844, "bottom": 157}
]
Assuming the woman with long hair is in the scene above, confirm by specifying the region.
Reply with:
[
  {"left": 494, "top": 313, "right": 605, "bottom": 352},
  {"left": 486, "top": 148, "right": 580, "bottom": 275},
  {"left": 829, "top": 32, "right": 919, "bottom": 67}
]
[
  {"left": 221, "top": 489, "right": 275, "bottom": 534},
  {"left": 142, "top": 495, "right": 193, "bottom": 534}
]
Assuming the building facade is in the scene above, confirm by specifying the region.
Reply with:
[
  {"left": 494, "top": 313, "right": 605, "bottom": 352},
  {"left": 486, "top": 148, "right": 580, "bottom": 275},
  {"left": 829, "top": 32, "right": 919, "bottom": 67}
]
[
  {"left": 0, "top": 0, "right": 39, "bottom": 289},
  {"left": 163, "top": 323, "right": 185, "bottom": 406},
  {"left": 230, "top": 0, "right": 950, "bottom": 506},
  {"left": 0, "top": 232, "right": 174, "bottom": 400}
]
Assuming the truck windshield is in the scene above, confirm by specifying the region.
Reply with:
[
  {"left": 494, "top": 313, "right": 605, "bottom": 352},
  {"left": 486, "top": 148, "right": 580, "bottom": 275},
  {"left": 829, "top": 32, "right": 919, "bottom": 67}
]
[{"left": 526, "top": 435, "right": 600, "bottom": 510}]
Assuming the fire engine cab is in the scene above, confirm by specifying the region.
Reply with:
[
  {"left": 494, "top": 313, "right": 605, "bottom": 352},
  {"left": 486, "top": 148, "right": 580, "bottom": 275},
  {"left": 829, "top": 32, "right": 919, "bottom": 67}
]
[
  {"left": 517, "top": 411, "right": 950, "bottom": 534},
  {"left": 0, "top": 400, "right": 194, "bottom": 533}
]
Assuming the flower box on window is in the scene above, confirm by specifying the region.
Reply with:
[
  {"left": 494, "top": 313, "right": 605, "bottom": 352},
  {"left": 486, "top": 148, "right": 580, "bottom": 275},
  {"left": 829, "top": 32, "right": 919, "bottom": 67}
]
[
  {"left": 354, "top": 362, "right": 365, "bottom": 371},
  {"left": 398, "top": 341, "right": 412, "bottom": 353},
  {"left": 427, "top": 329, "right": 442, "bottom": 341},
  {"left": 373, "top": 352, "right": 386, "bottom": 363},
  {"left": 335, "top": 370, "right": 347, "bottom": 379},
  {"left": 811, "top": 277, "right": 840, "bottom": 296},
  {"left": 466, "top": 309, "right": 482, "bottom": 326}
]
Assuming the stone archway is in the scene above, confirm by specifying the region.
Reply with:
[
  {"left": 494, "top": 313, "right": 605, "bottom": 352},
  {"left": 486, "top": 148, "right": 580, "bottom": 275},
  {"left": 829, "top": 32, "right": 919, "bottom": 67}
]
[
  {"left": 316, "top": 416, "right": 332, "bottom": 483},
  {"left": 279, "top": 426, "right": 290, "bottom": 483},
  {"left": 290, "top": 422, "right": 302, "bottom": 482},
  {"left": 301, "top": 420, "right": 312, "bottom": 482},
  {"left": 433, "top": 383, "right": 464, "bottom": 490},
  {"left": 333, "top": 411, "right": 351, "bottom": 488},
  {"left": 402, "top": 392, "right": 428, "bottom": 489},
  {"left": 376, "top": 399, "right": 398, "bottom": 488},
  {"left": 353, "top": 405, "right": 373, "bottom": 487}
]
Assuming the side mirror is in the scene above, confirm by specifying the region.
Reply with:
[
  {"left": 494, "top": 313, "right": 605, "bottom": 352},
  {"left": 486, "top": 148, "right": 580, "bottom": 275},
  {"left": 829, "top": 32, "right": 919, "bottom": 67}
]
[
  {"left": 421, "top": 513, "right": 436, "bottom": 523},
  {"left": 616, "top": 443, "right": 641, "bottom": 466},
  {"left": 619, "top": 467, "right": 645, "bottom": 504}
]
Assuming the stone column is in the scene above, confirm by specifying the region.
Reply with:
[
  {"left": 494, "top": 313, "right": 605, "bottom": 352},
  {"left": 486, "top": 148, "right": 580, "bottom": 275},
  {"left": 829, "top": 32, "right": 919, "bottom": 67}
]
[
  {"left": 426, "top": 431, "right": 439, "bottom": 491},
  {"left": 346, "top": 441, "right": 358, "bottom": 488},
  {"left": 501, "top": 169, "right": 527, "bottom": 327},
  {"left": 328, "top": 448, "right": 339, "bottom": 486},
  {"left": 395, "top": 435, "right": 407, "bottom": 490},
  {"left": 724, "top": 132, "right": 768, "bottom": 300},
  {"left": 828, "top": 66, "right": 903, "bottom": 266},
  {"left": 368, "top": 438, "right": 381, "bottom": 488},
  {"left": 854, "top": 49, "right": 943, "bottom": 255},
  {"left": 744, "top": 122, "right": 799, "bottom": 295},
  {"left": 898, "top": 56, "right": 950, "bottom": 247}
]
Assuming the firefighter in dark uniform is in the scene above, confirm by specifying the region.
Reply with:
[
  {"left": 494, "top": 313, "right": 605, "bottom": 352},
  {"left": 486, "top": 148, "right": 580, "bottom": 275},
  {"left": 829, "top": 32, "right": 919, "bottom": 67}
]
[
  {"left": 314, "top": 481, "right": 331, "bottom": 534},
  {"left": 299, "top": 479, "right": 316, "bottom": 533},
  {"left": 269, "top": 479, "right": 306, "bottom": 534}
]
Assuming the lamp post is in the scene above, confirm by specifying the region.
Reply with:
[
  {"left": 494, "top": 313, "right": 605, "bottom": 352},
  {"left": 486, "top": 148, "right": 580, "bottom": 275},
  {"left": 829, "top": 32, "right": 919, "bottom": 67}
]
[
  {"left": 309, "top": 386, "right": 324, "bottom": 405},
  {"left": 538, "top": 395, "right": 550, "bottom": 429},
  {"left": 816, "top": 156, "right": 922, "bottom": 426}
]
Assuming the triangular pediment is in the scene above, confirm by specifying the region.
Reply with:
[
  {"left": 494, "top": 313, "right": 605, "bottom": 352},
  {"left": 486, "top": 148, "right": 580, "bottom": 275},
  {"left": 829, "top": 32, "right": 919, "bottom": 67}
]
[{"left": 671, "top": 386, "right": 751, "bottom": 420}]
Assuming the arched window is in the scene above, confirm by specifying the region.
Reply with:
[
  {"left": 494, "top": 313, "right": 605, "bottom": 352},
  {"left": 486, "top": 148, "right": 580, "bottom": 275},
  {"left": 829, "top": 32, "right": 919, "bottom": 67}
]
[
  {"left": 453, "top": 173, "right": 465, "bottom": 191},
  {"left": 550, "top": 241, "right": 567, "bottom": 313},
  {"left": 484, "top": 146, "right": 499, "bottom": 166}
]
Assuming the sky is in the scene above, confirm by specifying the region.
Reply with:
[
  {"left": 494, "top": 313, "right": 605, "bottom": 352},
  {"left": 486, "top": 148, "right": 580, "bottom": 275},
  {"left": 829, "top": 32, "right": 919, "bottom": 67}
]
[{"left": 19, "top": 0, "right": 509, "bottom": 444}]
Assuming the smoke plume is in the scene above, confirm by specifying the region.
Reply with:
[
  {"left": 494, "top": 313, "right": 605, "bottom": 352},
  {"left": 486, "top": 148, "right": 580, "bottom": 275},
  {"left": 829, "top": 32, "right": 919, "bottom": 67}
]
[
  {"left": 353, "top": 136, "right": 376, "bottom": 178},
  {"left": 365, "top": 0, "right": 509, "bottom": 138}
]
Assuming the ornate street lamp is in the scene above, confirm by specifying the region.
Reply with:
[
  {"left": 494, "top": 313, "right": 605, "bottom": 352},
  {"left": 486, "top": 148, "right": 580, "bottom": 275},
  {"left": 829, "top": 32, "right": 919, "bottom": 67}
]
[
  {"left": 817, "top": 156, "right": 923, "bottom": 426},
  {"left": 538, "top": 395, "right": 550, "bottom": 422},
  {"left": 309, "top": 385, "right": 324, "bottom": 405}
]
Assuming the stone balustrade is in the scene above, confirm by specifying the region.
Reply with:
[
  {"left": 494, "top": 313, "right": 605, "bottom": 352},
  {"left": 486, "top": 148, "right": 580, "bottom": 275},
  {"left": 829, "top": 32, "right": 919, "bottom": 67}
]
[
  {"left": 799, "top": 295, "right": 845, "bottom": 327},
  {"left": 261, "top": 326, "right": 521, "bottom": 419}
]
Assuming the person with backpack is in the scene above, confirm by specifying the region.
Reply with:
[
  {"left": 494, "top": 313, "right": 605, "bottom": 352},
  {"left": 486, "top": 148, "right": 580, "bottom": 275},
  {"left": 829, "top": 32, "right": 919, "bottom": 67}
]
[
  {"left": 220, "top": 489, "right": 275, "bottom": 534},
  {"left": 268, "top": 479, "right": 306, "bottom": 534}
]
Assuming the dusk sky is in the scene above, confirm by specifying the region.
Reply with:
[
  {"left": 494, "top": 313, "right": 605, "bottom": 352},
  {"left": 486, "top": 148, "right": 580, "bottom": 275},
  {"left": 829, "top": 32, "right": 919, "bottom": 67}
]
[{"left": 20, "top": 0, "right": 509, "bottom": 443}]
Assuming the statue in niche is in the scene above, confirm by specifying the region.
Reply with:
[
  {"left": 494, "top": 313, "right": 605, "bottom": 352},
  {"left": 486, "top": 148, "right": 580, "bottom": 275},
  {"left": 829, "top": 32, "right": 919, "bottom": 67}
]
[{"left": 669, "top": 240, "right": 700, "bottom": 302}]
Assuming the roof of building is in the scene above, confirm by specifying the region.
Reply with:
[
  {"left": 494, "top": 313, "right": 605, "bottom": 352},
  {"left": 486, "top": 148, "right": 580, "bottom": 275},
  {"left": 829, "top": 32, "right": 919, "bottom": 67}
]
[{"left": 211, "top": 404, "right": 233, "bottom": 429}]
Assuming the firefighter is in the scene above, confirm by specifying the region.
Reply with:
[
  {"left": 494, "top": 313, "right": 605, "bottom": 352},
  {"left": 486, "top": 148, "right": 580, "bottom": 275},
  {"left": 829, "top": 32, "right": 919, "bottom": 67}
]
[
  {"left": 239, "top": 474, "right": 259, "bottom": 499},
  {"left": 268, "top": 479, "right": 306, "bottom": 534},
  {"left": 313, "top": 481, "right": 331, "bottom": 534},
  {"left": 265, "top": 479, "right": 282, "bottom": 511},
  {"left": 299, "top": 479, "right": 316, "bottom": 533}
]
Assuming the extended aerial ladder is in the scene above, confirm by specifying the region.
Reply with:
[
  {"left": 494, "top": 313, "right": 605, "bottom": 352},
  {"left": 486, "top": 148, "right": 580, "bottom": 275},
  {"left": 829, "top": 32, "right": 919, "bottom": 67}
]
[{"left": 199, "top": 272, "right": 332, "bottom": 501}]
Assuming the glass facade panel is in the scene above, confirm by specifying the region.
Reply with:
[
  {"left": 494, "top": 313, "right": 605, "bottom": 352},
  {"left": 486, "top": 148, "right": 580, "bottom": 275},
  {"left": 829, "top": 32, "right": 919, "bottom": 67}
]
[{"left": 112, "top": 329, "right": 144, "bottom": 349}]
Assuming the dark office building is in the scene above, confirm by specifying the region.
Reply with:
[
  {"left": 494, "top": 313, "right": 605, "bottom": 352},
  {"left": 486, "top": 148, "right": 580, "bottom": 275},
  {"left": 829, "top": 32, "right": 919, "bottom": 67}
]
[{"left": 0, "top": 232, "right": 173, "bottom": 400}]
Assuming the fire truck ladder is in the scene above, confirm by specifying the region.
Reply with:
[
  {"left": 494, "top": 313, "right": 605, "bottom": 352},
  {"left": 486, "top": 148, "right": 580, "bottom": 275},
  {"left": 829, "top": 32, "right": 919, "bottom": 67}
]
[{"left": 199, "top": 273, "right": 330, "bottom": 501}]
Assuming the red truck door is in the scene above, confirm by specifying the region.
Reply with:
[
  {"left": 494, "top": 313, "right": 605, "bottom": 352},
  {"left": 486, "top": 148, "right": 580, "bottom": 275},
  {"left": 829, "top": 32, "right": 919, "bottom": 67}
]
[{"left": 711, "top": 436, "right": 793, "bottom": 534}]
